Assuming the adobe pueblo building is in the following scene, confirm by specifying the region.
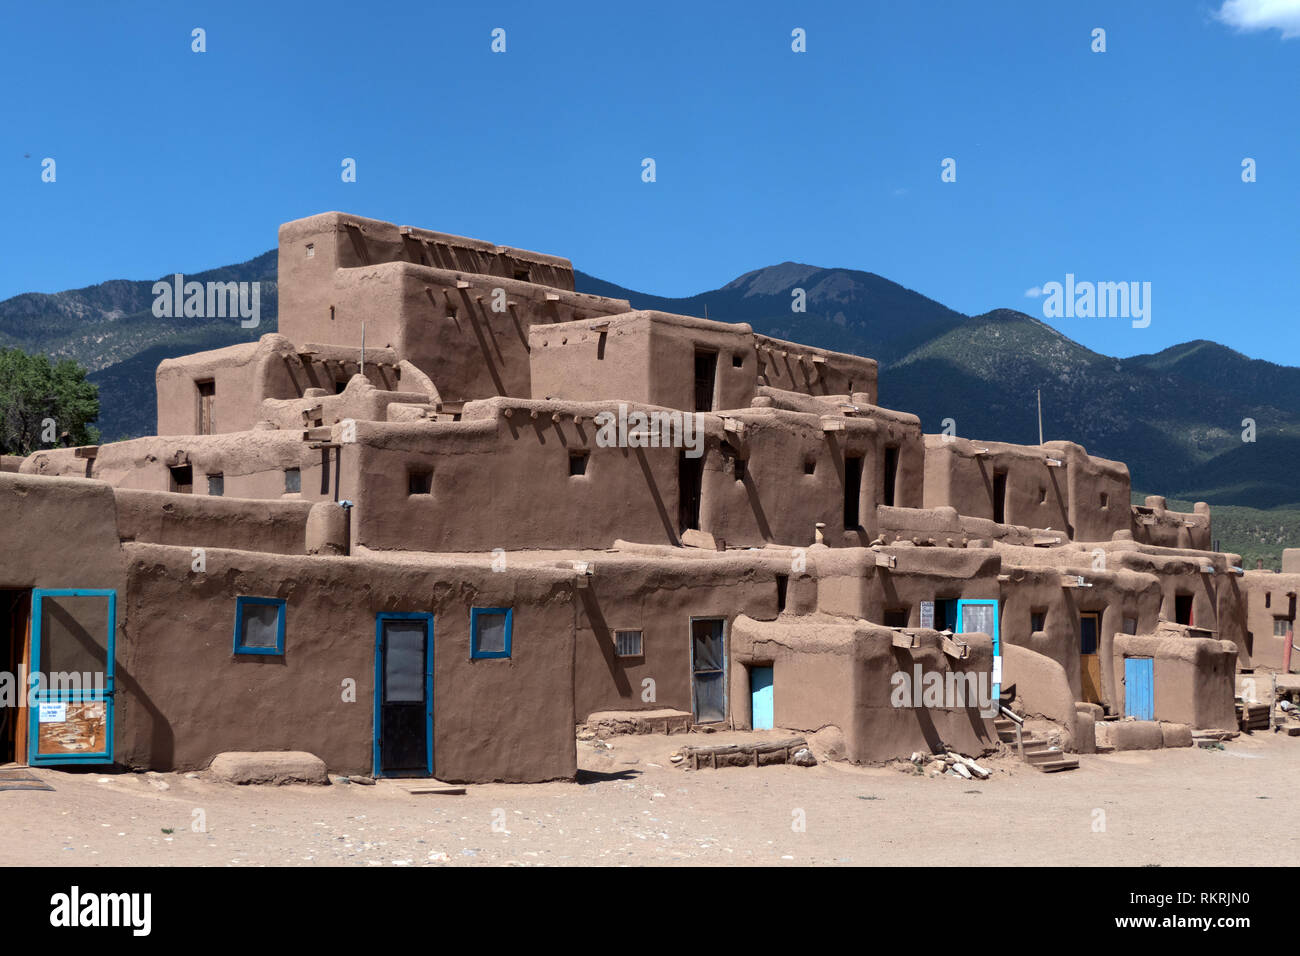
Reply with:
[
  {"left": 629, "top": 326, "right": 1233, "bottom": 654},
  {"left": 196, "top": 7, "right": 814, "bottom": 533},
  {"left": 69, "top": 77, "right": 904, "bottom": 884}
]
[{"left": 0, "top": 211, "right": 1288, "bottom": 782}]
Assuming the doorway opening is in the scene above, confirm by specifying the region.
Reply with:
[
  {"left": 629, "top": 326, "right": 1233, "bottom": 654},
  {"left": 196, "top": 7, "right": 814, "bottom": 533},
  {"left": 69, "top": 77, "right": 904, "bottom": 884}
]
[
  {"left": 992, "top": 470, "right": 1007, "bottom": 523},
  {"left": 694, "top": 350, "right": 717, "bottom": 412},
  {"left": 843, "top": 454, "right": 863, "bottom": 529},
  {"left": 690, "top": 617, "right": 726, "bottom": 723},
  {"left": 1079, "top": 611, "right": 1103, "bottom": 704},
  {"left": 0, "top": 589, "right": 31, "bottom": 764},
  {"left": 678, "top": 451, "right": 703, "bottom": 534},
  {"left": 882, "top": 445, "right": 899, "bottom": 508}
]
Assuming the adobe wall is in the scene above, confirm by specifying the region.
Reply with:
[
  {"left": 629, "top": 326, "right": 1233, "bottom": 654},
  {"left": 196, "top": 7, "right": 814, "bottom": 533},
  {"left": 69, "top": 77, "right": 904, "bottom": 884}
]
[
  {"left": 115, "top": 543, "right": 577, "bottom": 783},
  {"left": 569, "top": 551, "right": 789, "bottom": 721},
  {"left": 0, "top": 473, "right": 125, "bottom": 591},
  {"left": 1114, "top": 629, "right": 1238, "bottom": 730},
  {"left": 729, "top": 615, "right": 999, "bottom": 762},
  {"left": 157, "top": 334, "right": 405, "bottom": 436},
  {"left": 922, "top": 437, "right": 1130, "bottom": 543},
  {"left": 23, "top": 430, "right": 333, "bottom": 501},
  {"left": 529, "top": 312, "right": 878, "bottom": 412},
  {"left": 113, "top": 488, "right": 313, "bottom": 555},
  {"left": 1239, "top": 570, "right": 1299, "bottom": 671},
  {"left": 258, "top": 374, "right": 433, "bottom": 431},
  {"left": 1131, "top": 496, "right": 1212, "bottom": 551},
  {"left": 810, "top": 544, "right": 1001, "bottom": 622}
]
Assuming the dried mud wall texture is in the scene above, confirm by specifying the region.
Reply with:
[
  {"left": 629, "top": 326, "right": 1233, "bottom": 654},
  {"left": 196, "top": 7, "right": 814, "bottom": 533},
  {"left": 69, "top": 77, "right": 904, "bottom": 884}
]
[
  {"left": 922, "top": 437, "right": 1130, "bottom": 543},
  {"left": 811, "top": 546, "right": 1001, "bottom": 622},
  {"left": 115, "top": 543, "right": 577, "bottom": 783},
  {"left": 1114, "top": 632, "right": 1238, "bottom": 730},
  {"left": 1001, "top": 643, "right": 1079, "bottom": 745},
  {"left": 0, "top": 473, "right": 125, "bottom": 591},
  {"left": 1131, "top": 496, "right": 1212, "bottom": 551},
  {"left": 113, "top": 488, "right": 313, "bottom": 555},
  {"left": 571, "top": 555, "right": 787, "bottom": 720},
  {"left": 730, "top": 615, "right": 998, "bottom": 762},
  {"left": 1239, "top": 571, "right": 1299, "bottom": 671}
]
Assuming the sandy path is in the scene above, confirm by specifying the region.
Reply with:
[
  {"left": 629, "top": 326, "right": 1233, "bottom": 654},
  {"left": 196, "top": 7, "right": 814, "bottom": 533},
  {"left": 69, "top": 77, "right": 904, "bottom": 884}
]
[{"left": 1, "top": 731, "right": 1296, "bottom": 867}]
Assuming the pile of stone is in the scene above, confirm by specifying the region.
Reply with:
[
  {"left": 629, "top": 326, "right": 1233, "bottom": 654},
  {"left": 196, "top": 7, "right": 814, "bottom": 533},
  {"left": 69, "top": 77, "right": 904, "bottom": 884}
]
[{"left": 909, "top": 750, "right": 992, "bottom": 780}]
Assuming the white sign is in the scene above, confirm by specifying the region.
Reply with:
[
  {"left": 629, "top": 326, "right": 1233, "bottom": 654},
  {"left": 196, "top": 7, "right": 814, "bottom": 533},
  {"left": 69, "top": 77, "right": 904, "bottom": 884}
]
[
  {"left": 992, "top": 656, "right": 1003, "bottom": 685},
  {"left": 919, "top": 601, "right": 934, "bottom": 629},
  {"left": 38, "top": 702, "right": 67, "bottom": 723}
]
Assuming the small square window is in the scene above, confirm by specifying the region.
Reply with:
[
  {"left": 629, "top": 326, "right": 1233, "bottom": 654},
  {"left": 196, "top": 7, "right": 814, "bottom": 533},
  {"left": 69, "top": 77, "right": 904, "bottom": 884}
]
[
  {"left": 733, "top": 457, "right": 747, "bottom": 482},
  {"left": 732, "top": 353, "right": 744, "bottom": 368},
  {"left": 1274, "top": 618, "right": 1292, "bottom": 637},
  {"left": 284, "top": 467, "right": 301, "bottom": 494},
  {"left": 1099, "top": 492, "right": 1109, "bottom": 509},
  {"left": 471, "top": 607, "right": 512, "bottom": 659},
  {"left": 234, "top": 597, "right": 285, "bottom": 655},
  {"left": 169, "top": 465, "right": 193, "bottom": 493},
  {"left": 447, "top": 306, "right": 458, "bottom": 321},
  {"left": 883, "top": 608, "right": 909, "bottom": 628},
  {"left": 569, "top": 450, "right": 589, "bottom": 476},
  {"left": 803, "top": 457, "right": 816, "bottom": 475},
  {"left": 1030, "top": 611, "right": 1046, "bottom": 633},
  {"left": 614, "top": 629, "right": 643, "bottom": 657},
  {"left": 207, "top": 473, "right": 224, "bottom": 496},
  {"left": 408, "top": 468, "right": 432, "bottom": 495}
]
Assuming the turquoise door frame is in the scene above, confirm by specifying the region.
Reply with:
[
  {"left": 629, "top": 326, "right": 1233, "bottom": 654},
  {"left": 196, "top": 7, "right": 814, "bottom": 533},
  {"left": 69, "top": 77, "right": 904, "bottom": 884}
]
[
  {"left": 28, "top": 588, "right": 117, "bottom": 766},
  {"left": 372, "top": 612, "right": 434, "bottom": 778},
  {"left": 750, "top": 666, "right": 774, "bottom": 730},
  {"left": 1124, "top": 657, "right": 1155, "bottom": 720},
  {"left": 956, "top": 599, "right": 1000, "bottom": 704}
]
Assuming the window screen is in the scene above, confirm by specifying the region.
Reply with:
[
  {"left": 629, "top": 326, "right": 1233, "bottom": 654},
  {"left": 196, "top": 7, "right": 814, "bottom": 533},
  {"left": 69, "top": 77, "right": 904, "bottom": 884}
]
[
  {"left": 471, "top": 608, "right": 511, "bottom": 659},
  {"left": 234, "top": 598, "right": 284, "bottom": 654},
  {"left": 614, "top": 630, "right": 643, "bottom": 657},
  {"left": 383, "top": 621, "right": 426, "bottom": 702}
]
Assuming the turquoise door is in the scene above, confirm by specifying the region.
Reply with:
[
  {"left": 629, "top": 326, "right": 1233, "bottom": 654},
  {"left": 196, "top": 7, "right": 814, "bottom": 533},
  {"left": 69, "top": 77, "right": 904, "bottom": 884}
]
[
  {"left": 28, "top": 588, "right": 116, "bottom": 766},
  {"left": 1124, "top": 657, "right": 1154, "bottom": 720},
  {"left": 956, "top": 599, "right": 1000, "bottom": 703},
  {"left": 751, "top": 666, "right": 774, "bottom": 730}
]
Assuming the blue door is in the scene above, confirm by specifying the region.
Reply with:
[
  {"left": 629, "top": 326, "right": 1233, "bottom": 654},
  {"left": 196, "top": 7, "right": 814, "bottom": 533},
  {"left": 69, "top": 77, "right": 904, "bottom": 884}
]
[
  {"left": 28, "top": 588, "right": 116, "bottom": 766},
  {"left": 956, "top": 599, "right": 1000, "bottom": 702},
  {"left": 1124, "top": 657, "right": 1154, "bottom": 720},
  {"left": 751, "top": 666, "right": 774, "bottom": 730}
]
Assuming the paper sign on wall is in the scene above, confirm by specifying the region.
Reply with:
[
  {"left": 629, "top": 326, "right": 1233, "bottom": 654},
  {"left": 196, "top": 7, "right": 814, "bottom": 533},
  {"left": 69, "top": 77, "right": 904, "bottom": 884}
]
[
  {"left": 919, "top": 601, "right": 934, "bottom": 629},
  {"left": 992, "top": 656, "right": 1003, "bottom": 685},
  {"left": 38, "top": 702, "right": 67, "bottom": 723}
]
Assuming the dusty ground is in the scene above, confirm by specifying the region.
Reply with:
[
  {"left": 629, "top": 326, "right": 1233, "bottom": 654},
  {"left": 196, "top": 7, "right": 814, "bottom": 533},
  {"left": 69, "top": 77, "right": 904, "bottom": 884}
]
[{"left": 2, "top": 730, "right": 1297, "bottom": 867}]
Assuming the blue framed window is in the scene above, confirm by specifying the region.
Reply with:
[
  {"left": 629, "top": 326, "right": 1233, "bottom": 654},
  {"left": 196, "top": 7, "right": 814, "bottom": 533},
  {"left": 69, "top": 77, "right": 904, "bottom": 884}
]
[
  {"left": 470, "top": 607, "right": 512, "bottom": 659},
  {"left": 234, "top": 596, "right": 286, "bottom": 655}
]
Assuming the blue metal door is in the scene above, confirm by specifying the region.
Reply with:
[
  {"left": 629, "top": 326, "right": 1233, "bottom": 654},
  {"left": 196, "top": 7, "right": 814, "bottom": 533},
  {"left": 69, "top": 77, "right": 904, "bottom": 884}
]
[
  {"left": 28, "top": 588, "right": 116, "bottom": 766},
  {"left": 956, "top": 599, "right": 1000, "bottom": 702},
  {"left": 1124, "top": 657, "right": 1154, "bottom": 720},
  {"left": 751, "top": 666, "right": 774, "bottom": 730}
]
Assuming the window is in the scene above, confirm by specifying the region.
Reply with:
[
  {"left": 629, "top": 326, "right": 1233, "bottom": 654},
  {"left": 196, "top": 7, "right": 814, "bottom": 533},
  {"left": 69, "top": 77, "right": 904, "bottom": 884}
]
[
  {"left": 1274, "top": 618, "right": 1292, "bottom": 637},
  {"left": 1030, "top": 610, "right": 1046, "bottom": 633},
  {"left": 169, "top": 465, "right": 192, "bottom": 494},
  {"left": 207, "top": 473, "right": 224, "bottom": 496},
  {"left": 992, "top": 471, "right": 1007, "bottom": 523},
  {"left": 470, "top": 607, "right": 512, "bottom": 659},
  {"left": 569, "top": 450, "right": 589, "bottom": 476},
  {"left": 284, "top": 467, "right": 301, "bottom": 494},
  {"left": 334, "top": 380, "right": 347, "bottom": 394},
  {"left": 513, "top": 269, "right": 530, "bottom": 282},
  {"left": 883, "top": 608, "right": 909, "bottom": 628},
  {"left": 843, "top": 455, "right": 863, "bottom": 528},
  {"left": 732, "top": 456, "right": 746, "bottom": 483},
  {"left": 234, "top": 597, "right": 285, "bottom": 655},
  {"left": 408, "top": 468, "right": 432, "bottom": 495},
  {"left": 614, "top": 629, "right": 643, "bottom": 657},
  {"left": 678, "top": 451, "right": 703, "bottom": 533},
  {"left": 197, "top": 380, "right": 215, "bottom": 435},
  {"left": 1100, "top": 492, "right": 1109, "bottom": 509},
  {"left": 1123, "top": 617, "right": 1138, "bottom": 635},
  {"left": 731, "top": 353, "right": 744, "bottom": 368},
  {"left": 1266, "top": 592, "right": 1272, "bottom": 609},
  {"left": 776, "top": 574, "right": 789, "bottom": 612},
  {"left": 1174, "top": 594, "right": 1193, "bottom": 626},
  {"left": 1038, "top": 486, "right": 1047, "bottom": 504},
  {"left": 803, "top": 456, "right": 817, "bottom": 475}
]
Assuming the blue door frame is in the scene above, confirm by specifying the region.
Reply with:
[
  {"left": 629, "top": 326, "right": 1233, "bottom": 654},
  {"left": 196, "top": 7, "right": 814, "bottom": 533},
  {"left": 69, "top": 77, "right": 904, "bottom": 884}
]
[
  {"left": 373, "top": 613, "right": 433, "bottom": 778},
  {"left": 956, "top": 599, "right": 1000, "bottom": 704},
  {"left": 1124, "top": 657, "right": 1155, "bottom": 720},
  {"left": 28, "top": 588, "right": 117, "bottom": 766}
]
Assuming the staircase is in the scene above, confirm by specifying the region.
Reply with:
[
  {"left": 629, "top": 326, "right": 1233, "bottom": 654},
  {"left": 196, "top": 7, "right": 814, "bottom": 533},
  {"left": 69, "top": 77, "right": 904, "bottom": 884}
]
[{"left": 994, "top": 712, "right": 1079, "bottom": 773}]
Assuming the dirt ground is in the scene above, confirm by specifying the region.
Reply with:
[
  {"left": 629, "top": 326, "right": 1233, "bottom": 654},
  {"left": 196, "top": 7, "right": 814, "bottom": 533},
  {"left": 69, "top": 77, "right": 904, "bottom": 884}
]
[{"left": 2, "top": 730, "right": 1297, "bottom": 867}]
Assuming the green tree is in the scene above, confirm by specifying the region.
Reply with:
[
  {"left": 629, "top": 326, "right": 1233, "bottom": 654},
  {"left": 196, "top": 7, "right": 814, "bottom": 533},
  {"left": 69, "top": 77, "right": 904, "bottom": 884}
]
[{"left": 0, "top": 348, "right": 100, "bottom": 455}]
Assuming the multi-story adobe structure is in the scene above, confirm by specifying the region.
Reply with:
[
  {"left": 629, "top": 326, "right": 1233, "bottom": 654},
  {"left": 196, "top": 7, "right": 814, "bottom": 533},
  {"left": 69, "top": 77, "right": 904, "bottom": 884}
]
[{"left": 0, "top": 211, "right": 1284, "bottom": 782}]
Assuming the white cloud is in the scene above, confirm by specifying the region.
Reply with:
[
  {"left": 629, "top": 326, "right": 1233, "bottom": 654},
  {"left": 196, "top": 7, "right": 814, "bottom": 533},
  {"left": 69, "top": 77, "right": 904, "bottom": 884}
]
[
  {"left": 1024, "top": 286, "right": 1044, "bottom": 298},
  {"left": 1215, "top": 0, "right": 1300, "bottom": 39}
]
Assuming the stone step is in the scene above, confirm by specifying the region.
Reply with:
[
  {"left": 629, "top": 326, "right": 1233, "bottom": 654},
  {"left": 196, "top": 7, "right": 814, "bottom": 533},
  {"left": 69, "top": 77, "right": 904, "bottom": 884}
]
[{"left": 1034, "top": 756, "right": 1079, "bottom": 773}]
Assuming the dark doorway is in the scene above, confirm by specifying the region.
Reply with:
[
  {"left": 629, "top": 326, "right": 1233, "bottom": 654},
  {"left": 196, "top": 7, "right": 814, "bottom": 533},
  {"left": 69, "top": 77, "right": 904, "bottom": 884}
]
[
  {"left": 843, "top": 455, "right": 863, "bottom": 528},
  {"left": 1174, "top": 594, "right": 1193, "bottom": 626},
  {"left": 882, "top": 445, "right": 899, "bottom": 508},
  {"left": 169, "top": 465, "right": 193, "bottom": 494},
  {"left": 0, "top": 590, "right": 31, "bottom": 764},
  {"left": 375, "top": 615, "right": 432, "bottom": 777},
  {"left": 992, "top": 470, "right": 1007, "bottom": 523},
  {"left": 679, "top": 451, "right": 703, "bottom": 534},
  {"left": 694, "top": 351, "right": 717, "bottom": 412}
]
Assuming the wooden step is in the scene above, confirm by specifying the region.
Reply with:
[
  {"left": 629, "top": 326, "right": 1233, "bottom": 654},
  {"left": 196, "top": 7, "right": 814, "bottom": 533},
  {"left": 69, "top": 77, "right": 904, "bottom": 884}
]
[{"left": 1034, "top": 756, "right": 1079, "bottom": 773}]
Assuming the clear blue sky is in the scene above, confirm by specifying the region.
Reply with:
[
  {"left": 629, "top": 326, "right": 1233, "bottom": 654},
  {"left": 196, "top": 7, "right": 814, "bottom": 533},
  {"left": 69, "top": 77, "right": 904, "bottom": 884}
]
[{"left": 3, "top": 0, "right": 1297, "bottom": 361}]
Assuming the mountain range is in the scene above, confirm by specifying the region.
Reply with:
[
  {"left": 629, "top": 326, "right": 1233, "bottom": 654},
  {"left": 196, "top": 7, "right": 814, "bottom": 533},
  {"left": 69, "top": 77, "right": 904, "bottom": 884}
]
[{"left": 3, "top": 251, "right": 1297, "bottom": 520}]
